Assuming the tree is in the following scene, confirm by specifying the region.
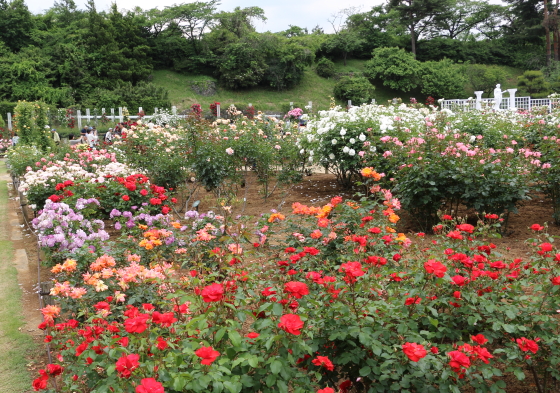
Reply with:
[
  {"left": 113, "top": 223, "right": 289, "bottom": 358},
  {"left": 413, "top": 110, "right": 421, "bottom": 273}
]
[
  {"left": 214, "top": 6, "right": 266, "bottom": 39},
  {"left": 346, "top": 5, "right": 402, "bottom": 56},
  {"left": 427, "top": 0, "right": 508, "bottom": 40},
  {"left": 0, "top": 0, "right": 34, "bottom": 52},
  {"left": 216, "top": 33, "right": 269, "bottom": 89},
  {"left": 465, "top": 64, "right": 506, "bottom": 97},
  {"left": 387, "top": 0, "right": 453, "bottom": 56},
  {"left": 162, "top": 0, "right": 219, "bottom": 56},
  {"left": 517, "top": 70, "right": 550, "bottom": 97},
  {"left": 323, "top": 29, "right": 364, "bottom": 66},
  {"left": 364, "top": 47, "right": 422, "bottom": 92}
]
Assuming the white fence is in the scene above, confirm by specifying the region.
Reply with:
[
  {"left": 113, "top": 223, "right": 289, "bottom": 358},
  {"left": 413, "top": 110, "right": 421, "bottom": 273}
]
[{"left": 440, "top": 89, "right": 560, "bottom": 112}]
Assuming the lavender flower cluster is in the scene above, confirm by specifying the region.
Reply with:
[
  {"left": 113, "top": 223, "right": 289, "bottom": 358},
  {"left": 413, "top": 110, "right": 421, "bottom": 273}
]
[{"left": 32, "top": 199, "right": 109, "bottom": 252}]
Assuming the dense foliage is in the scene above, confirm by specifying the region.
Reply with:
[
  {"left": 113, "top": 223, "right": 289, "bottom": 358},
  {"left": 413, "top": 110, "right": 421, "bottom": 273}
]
[{"left": 0, "top": 0, "right": 555, "bottom": 112}]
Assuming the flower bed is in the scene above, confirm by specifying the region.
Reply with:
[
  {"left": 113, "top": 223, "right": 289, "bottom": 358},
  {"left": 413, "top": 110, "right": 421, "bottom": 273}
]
[{"left": 25, "top": 170, "right": 560, "bottom": 393}]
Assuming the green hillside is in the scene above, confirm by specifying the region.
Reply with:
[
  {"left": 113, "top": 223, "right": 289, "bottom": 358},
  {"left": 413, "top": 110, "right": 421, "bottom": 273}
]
[{"left": 152, "top": 61, "right": 524, "bottom": 114}]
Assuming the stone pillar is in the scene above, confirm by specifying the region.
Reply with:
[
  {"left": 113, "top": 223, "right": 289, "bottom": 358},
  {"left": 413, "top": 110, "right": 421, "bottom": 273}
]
[
  {"left": 7, "top": 113, "right": 12, "bottom": 130},
  {"left": 507, "top": 89, "right": 517, "bottom": 111},
  {"left": 474, "top": 91, "right": 484, "bottom": 110}
]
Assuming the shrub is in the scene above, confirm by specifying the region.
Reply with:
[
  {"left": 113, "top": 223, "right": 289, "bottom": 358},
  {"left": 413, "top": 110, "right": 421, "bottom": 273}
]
[
  {"left": 364, "top": 47, "right": 422, "bottom": 92},
  {"left": 333, "top": 76, "right": 376, "bottom": 106},
  {"left": 420, "top": 59, "right": 467, "bottom": 99},
  {"left": 315, "top": 57, "right": 336, "bottom": 78},
  {"left": 517, "top": 70, "right": 550, "bottom": 98}
]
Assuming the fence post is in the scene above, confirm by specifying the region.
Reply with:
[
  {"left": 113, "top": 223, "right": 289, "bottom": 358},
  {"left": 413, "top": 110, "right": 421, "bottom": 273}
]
[
  {"left": 77, "top": 110, "right": 82, "bottom": 129},
  {"left": 7, "top": 113, "right": 12, "bottom": 130},
  {"left": 172, "top": 106, "right": 177, "bottom": 115},
  {"left": 371, "top": 99, "right": 376, "bottom": 105},
  {"left": 348, "top": 100, "right": 352, "bottom": 108},
  {"left": 110, "top": 108, "right": 115, "bottom": 122},
  {"left": 216, "top": 104, "right": 221, "bottom": 118},
  {"left": 308, "top": 101, "right": 312, "bottom": 111},
  {"left": 118, "top": 107, "right": 123, "bottom": 123},
  {"left": 86, "top": 108, "right": 91, "bottom": 125},
  {"left": 290, "top": 102, "right": 293, "bottom": 110}
]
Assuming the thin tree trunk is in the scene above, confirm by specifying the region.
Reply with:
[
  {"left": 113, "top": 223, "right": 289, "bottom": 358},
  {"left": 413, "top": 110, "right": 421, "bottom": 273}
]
[
  {"left": 554, "top": 0, "right": 559, "bottom": 61},
  {"left": 545, "top": 0, "right": 551, "bottom": 66}
]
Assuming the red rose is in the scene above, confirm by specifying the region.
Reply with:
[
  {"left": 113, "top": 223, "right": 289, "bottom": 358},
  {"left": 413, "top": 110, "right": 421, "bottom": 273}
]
[
  {"left": 424, "top": 259, "right": 447, "bottom": 278},
  {"left": 136, "top": 377, "right": 164, "bottom": 393},
  {"left": 150, "top": 198, "right": 162, "bottom": 205},
  {"left": 156, "top": 337, "right": 168, "bottom": 350},
  {"left": 451, "top": 275, "right": 466, "bottom": 286},
  {"left": 32, "top": 374, "right": 48, "bottom": 391},
  {"left": 246, "top": 332, "right": 259, "bottom": 339},
  {"left": 456, "top": 223, "right": 474, "bottom": 233},
  {"left": 448, "top": 350, "right": 470, "bottom": 373},
  {"left": 161, "top": 206, "right": 170, "bottom": 214},
  {"left": 402, "top": 342, "right": 427, "bottom": 362},
  {"left": 195, "top": 346, "right": 220, "bottom": 365},
  {"left": 140, "top": 189, "right": 148, "bottom": 196},
  {"left": 551, "top": 276, "right": 560, "bottom": 285},
  {"left": 405, "top": 296, "right": 421, "bottom": 305},
  {"left": 430, "top": 346, "right": 439, "bottom": 354},
  {"left": 124, "top": 314, "right": 150, "bottom": 333},
  {"left": 278, "top": 314, "right": 304, "bottom": 335},
  {"left": 471, "top": 334, "right": 488, "bottom": 345},
  {"left": 46, "top": 364, "right": 63, "bottom": 376},
  {"left": 516, "top": 337, "right": 539, "bottom": 353},
  {"left": 284, "top": 281, "right": 309, "bottom": 298},
  {"left": 201, "top": 283, "right": 224, "bottom": 302},
  {"left": 115, "top": 353, "right": 140, "bottom": 378},
  {"left": 312, "top": 355, "right": 335, "bottom": 371},
  {"left": 531, "top": 224, "right": 544, "bottom": 231},
  {"left": 317, "top": 388, "right": 335, "bottom": 393}
]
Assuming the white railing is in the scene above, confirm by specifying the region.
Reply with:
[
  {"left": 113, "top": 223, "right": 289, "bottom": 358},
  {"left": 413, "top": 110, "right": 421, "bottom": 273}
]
[{"left": 441, "top": 89, "right": 560, "bottom": 112}]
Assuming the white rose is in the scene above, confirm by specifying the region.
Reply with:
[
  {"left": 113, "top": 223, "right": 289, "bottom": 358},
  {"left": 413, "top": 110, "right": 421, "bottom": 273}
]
[
  {"left": 340, "top": 128, "right": 346, "bottom": 136},
  {"left": 342, "top": 146, "right": 349, "bottom": 153},
  {"left": 349, "top": 138, "right": 356, "bottom": 144},
  {"left": 332, "top": 139, "right": 337, "bottom": 145},
  {"left": 349, "top": 149, "right": 356, "bottom": 156},
  {"left": 329, "top": 153, "right": 335, "bottom": 160},
  {"left": 359, "top": 133, "right": 366, "bottom": 141}
]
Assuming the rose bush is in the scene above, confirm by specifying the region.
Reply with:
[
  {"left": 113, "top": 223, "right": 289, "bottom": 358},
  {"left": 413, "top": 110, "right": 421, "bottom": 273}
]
[{"left": 30, "top": 169, "right": 560, "bottom": 393}]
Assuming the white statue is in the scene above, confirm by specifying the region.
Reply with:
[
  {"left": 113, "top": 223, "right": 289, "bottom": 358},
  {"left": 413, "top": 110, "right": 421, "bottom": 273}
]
[{"left": 493, "top": 84, "right": 506, "bottom": 110}]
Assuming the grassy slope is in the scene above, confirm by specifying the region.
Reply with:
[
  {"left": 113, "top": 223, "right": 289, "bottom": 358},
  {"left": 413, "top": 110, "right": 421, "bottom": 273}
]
[
  {"left": 153, "top": 61, "right": 523, "bottom": 113},
  {"left": 0, "top": 160, "right": 35, "bottom": 393}
]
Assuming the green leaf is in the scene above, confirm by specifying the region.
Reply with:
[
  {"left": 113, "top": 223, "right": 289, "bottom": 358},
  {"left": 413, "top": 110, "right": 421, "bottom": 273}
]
[
  {"left": 248, "top": 356, "right": 259, "bottom": 368},
  {"left": 173, "top": 377, "right": 187, "bottom": 391},
  {"left": 215, "top": 328, "right": 226, "bottom": 343},
  {"left": 266, "top": 373, "right": 276, "bottom": 386},
  {"left": 240, "top": 374, "right": 255, "bottom": 387},
  {"left": 513, "top": 368, "right": 526, "bottom": 380},
  {"left": 359, "top": 366, "right": 372, "bottom": 376},
  {"left": 229, "top": 330, "right": 242, "bottom": 347},
  {"left": 270, "top": 359, "right": 283, "bottom": 374},
  {"left": 272, "top": 302, "right": 283, "bottom": 316},
  {"left": 277, "top": 380, "right": 288, "bottom": 393}
]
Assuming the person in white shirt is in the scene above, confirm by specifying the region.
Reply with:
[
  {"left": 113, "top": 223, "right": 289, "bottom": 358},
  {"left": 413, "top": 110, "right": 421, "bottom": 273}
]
[{"left": 86, "top": 129, "right": 96, "bottom": 148}]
